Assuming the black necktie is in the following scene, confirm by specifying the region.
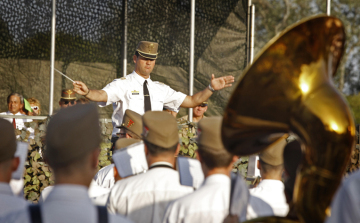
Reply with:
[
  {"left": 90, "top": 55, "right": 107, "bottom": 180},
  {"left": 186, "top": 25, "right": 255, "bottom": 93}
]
[{"left": 144, "top": 80, "right": 151, "bottom": 112}]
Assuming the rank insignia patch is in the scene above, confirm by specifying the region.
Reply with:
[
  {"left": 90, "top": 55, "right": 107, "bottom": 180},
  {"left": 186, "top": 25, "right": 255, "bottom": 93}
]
[
  {"left": 127, "top": 119, "right": 135, "bottom": 128},
  {"left": 143, "top": 126, "right": 149, "bottom": 137},
  {"left": 131, "top": 90, "right": 140, "bottom": 95}
]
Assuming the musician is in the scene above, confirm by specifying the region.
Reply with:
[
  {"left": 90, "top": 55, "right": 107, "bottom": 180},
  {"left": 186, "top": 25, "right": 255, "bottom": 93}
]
[
  {"left": 326, "top": 169, "right": 360, "bottom": 223},
  {"left": 246, "top": 136, "right": 289, "bottom": 219},
  {"left": 0, "top": 119, "right": 28, "bottom": 217},
  {"left": 107, "top": 111, "right": 194, "bottom": 223},
  {"left": 58, "top": 89, "right": 77, "bottom": 108},
  {"left": 163, "top": 117, "right": 238, "bottom": 223}
]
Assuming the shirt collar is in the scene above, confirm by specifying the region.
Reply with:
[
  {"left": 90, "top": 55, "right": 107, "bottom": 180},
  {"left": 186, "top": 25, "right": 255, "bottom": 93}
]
[
  {"left": 0, "top": 182, "right": 14, "bottom": 196},
  {"left": 257, "top": 179, "right": 285, "bottom": 189},
  {"left": 149, "top": 161, "right": 173, "bottom": 168},
  {"left": 45, "top": 184, "right": 91, "bottom": 203},
  {"left": 6, "top": 111, "right": 22, "bottom": 115},
  {"left": 132, "top": 71, "right": 153, "bottom": 86},
  {"left": 204, "top": 174, "right": 231, "bottom": 186}
]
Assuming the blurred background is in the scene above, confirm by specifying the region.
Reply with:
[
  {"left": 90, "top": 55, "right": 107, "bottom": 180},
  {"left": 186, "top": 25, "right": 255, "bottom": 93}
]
[{"left": 1, "top": 0, "right": 359, "bottom": 123}]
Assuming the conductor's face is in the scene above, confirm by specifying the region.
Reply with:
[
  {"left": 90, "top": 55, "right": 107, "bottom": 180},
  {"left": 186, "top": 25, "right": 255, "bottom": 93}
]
[{"left": 133, "top": 55, "right": 156, "bottom": 78}]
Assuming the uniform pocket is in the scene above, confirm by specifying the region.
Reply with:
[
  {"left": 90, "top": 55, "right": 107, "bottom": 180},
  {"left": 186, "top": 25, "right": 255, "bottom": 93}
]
[
  {"left": 128, "top": 93, "right": 144, "bottom": 113},
  {"left": 150, "top": 91, "right": 164, "bottom": 111}
]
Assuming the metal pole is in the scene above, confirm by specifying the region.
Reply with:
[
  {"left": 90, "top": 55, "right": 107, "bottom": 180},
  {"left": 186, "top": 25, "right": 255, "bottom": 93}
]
[
  {"left": 188, "top": 0, "right": 195, "bottom": 122},
  {"left": 246, "top": 0, "right": 252, "bottom": 65},
  {"left": 247, "top": 3, "right": 258, "bottom": 181},
  {"left": 122, "top": 0, "right": 128, "bottom": 77},
  {"left": 49, "top": 0, "right": 56, "bottom": 116},
  {"left": 250, "top": 4, "right": 255, "bottom": 64},
  {"left": 326, "top": 0, "right": 331, "bottom": 16}
]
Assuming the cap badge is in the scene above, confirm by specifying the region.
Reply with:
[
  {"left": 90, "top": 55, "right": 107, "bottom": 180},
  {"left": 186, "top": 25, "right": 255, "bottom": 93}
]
[
  {"left": 148, "top": 43, "right": 154, "bottom": 53},
  {"left": 66, "top": 89, "right": 73, "bottom": 95},
  {"left": 127, "top": 119, "right": 134, "bottom": 128}
]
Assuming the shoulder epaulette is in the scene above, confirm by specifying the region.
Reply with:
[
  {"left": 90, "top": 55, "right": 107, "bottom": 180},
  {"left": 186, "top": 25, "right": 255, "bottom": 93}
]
[
  {"left": 154, "top": 81, "right": 167, "bottom": 86},
  {"left": 120, "top": 77, "right": 127, "bottom": 80}
]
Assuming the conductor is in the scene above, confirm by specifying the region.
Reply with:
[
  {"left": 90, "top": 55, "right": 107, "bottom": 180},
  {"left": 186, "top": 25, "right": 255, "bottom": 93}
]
[{"left": 72, "top": 41, "right": 234, "bottom": 136}]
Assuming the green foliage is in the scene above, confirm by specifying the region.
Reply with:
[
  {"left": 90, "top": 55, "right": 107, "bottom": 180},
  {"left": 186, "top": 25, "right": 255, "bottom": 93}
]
[
  {"left": 253, "top": 0, "right": 360, "bottom": 93},
  {"left": 347, "top": 144, "right": 360, "bottom": 175},
  {"left": 178, "top": 122, "right": 198, "bottom": 158},
  {"left": 16, "top": 120, "right": 53, "bottom": 203},
  {"left": 346, "top": 94, "right": 360, "bottom": 124}
]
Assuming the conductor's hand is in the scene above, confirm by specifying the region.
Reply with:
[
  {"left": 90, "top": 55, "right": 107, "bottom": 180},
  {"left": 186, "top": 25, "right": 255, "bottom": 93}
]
[
  {"left": 73, "top": 81, "right": 89, "bottom": 96},
  {"left": 210, "top": 74, "right": 235, "bottom": 91}
]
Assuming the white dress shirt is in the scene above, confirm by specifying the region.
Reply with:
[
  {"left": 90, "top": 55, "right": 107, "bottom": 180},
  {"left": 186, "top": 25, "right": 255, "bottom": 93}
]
[
  {"left": 246, "top": 179, "right": 289, "bottom": 219},
  {"left": 326, "top": 170, "right": 360, "bottom": 223},
  {"left": 99, "top": 71, "right": 187, "bottom": 136},
  {"left": 0, "top": 111, "right": 34, "bottom": 138},
  {"left": 0, "top": 183, "right": 28, "bottom": 217},
  {"left": 163, "top": 174, "right": 231, "bottom": 223},
  {"left": 94, "top": 164, "right": 115, "bottom": 189},
  {"left": 107, "top": 163, "right": 194, "bottom": 223},
  {"left": 3, "top": 185, "right": 131, "bottom": 223}
]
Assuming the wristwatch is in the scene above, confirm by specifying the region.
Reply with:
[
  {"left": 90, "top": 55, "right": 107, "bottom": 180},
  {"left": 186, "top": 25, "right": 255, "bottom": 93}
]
[{"left": 208, "top": 84, "right": 215, "bottom": 92}]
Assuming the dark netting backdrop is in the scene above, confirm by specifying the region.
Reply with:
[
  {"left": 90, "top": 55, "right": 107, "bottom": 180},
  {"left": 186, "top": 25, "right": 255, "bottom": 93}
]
[{"left": 0, "top": 0, "right": 247, "bottom": 117}]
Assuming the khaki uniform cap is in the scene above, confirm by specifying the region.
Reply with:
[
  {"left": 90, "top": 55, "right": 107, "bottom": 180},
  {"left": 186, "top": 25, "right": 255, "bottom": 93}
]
[
  {"left": 136, "top": 41, "right": 158, "bottom": 60},
  {"left": 0, "top": 118, "right": 17, "bottom": 162},
  {"left": 259, "top": 135, "right": 287, "bottom": 166},
  {"left": 142, "top": 111, "right": 178, "bottom": 148},
  {"left": 61, "top": 89, "right": 76, "bottom": 100},
  {"left": 117, "top": 109, "right": 142, "bottom": 138},
  {"left": 115, "top": 138, "right": 142, "bottom": 152},
  {"left": 197, "top": 116, "right": 225, "bottom": 151},
  {"left": 45, "top": 104, "right": 101, "bottom": 165}
]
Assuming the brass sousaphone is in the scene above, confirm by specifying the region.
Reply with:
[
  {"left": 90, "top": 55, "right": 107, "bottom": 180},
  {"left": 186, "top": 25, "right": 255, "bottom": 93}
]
[{"left": 222, "top": 15, "right": 355, "bottom": 223}]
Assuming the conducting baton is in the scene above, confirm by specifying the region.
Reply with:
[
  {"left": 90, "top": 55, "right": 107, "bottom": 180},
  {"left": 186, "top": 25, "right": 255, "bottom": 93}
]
[{"left": 53, "top": 68, "right": 75, "bottom": 83}]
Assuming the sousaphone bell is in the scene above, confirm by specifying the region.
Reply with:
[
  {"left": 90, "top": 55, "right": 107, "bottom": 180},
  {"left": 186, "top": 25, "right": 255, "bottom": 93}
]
[{"left": 222, "top": 15, "right": 355, "bottom": 223}]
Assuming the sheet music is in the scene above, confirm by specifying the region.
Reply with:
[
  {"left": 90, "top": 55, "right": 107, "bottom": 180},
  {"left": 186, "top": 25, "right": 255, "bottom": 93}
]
[
  {"left": 230, "top": 172, "right": 250, "bottom": 217},
  {"left": 177, "top": 156, "right": 204, "bottom": 189},
  {"left": 247, "top": 155, "right": 260, "bottom": 179},
  {"left": 11, "top": 142, "right": 28, "bottom": 180},
  {"left": 113, "top": 141, "right": 148, "bottom": 178}
]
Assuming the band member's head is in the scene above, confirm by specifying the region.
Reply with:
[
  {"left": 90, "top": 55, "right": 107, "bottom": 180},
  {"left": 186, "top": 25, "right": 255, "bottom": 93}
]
[
  {"left": 45, "top": 104, "right": 101, "bottom": 186},
  {"left": 257, "top": 136, "right": 287, "bottom": 180},
  {"left": 0, "top": 118, "right": 19, "bottom": 183},
  {"left": 118, "top": 110, "right": 143, "bottom": 139},
  {"left": 59, "top": 89, "right": 77, "bottom": 108},
  {"left": 142, "top": 111, "right": 179, "bottom": 162},
  {"left": 196, "top": 117, "right": 236, "bottom": 176}
]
